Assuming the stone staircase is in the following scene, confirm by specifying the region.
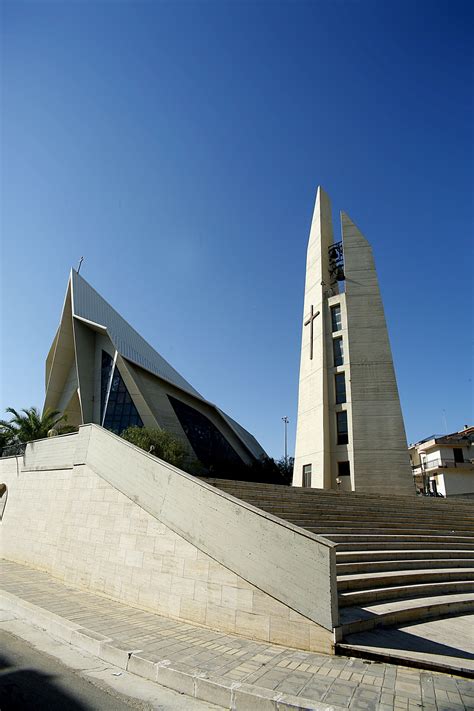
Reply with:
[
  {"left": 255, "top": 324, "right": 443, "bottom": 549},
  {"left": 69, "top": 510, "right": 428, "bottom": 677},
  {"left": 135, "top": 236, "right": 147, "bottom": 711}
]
[{"left": 205, "top": 479, "right": 474, "bottom": 645}]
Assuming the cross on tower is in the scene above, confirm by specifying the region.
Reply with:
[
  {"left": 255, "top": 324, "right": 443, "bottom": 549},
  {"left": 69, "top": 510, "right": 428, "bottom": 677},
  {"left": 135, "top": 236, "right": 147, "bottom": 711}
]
[{"left": 304, "top": 305, "right": 320, "bottom": 360}]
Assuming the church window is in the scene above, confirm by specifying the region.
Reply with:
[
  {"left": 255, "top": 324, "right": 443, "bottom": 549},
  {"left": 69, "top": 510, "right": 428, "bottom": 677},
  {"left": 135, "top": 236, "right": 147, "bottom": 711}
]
[
  {"left": 103, "top": 364, "right": 143, "bottom": 434},
  {"left": 336, "top": 411, "right": 349, "bottom": 444},
  {"left": 333, "top": 337, "right": 344, "bottom": 366},
  {"left": 100, "top": 350, "right": 114, "bottom": 422},
  {"left": 338, "top": 461, "right": 350, "bottom": 477},
  {"left": 331, "top": 305, "right": 342, "bottom": 332},
  {"left": 168, "top": 395, "right": 244, "bottom": 472},
  {"left": 302, "top": 464, "right": 312, "bottom": 487},
  {"left": 335, "top": 373, "right": 347, "bottom": 404}
]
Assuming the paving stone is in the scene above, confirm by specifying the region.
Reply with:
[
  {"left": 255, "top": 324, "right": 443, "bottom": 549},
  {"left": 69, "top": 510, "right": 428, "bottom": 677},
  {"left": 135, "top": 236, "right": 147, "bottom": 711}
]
[
  {"left": 2, "top": 559, "right": 474, "bottom": 711},
  {"left": 297, "top": 678, "right": 331, "bottom": 699},
  {"left": 275, "top": 671, "right": 313, "bottom": 695}
]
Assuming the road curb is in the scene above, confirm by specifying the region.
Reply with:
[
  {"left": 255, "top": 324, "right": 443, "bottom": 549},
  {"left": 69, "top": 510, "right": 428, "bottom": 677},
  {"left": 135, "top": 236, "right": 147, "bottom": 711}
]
[{"left": 0, "top": 590, "right": 343, "bottom": 711}]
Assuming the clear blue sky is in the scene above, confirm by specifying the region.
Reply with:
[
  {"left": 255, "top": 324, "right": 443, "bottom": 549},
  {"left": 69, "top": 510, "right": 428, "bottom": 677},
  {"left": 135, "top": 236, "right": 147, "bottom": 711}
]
[{"left": 1, "top": 0, "right": 472, "bottom": 458}]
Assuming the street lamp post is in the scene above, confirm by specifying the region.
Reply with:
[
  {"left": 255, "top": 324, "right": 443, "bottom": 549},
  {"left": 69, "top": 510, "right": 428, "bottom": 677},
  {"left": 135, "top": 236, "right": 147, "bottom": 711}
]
[{"left": 282, "top": 416, "right": 289, "bottom": 465}]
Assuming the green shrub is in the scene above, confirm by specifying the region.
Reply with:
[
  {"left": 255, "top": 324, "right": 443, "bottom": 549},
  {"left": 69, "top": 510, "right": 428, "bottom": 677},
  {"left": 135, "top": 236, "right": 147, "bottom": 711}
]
[{"left": 120, "top": 426, "right": 188, "bottom": 469}]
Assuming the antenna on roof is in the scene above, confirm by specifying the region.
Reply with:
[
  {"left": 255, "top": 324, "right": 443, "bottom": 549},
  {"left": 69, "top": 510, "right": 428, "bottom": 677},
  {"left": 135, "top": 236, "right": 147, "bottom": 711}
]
[{"left": 77, "top": 256, "right": 84, "bottom": 274}]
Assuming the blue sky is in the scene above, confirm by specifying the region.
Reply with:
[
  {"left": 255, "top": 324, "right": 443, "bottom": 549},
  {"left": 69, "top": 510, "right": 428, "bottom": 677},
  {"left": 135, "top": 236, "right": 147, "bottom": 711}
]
[{"left": 1, "top": 0, "right": 472, "bottom": 458}]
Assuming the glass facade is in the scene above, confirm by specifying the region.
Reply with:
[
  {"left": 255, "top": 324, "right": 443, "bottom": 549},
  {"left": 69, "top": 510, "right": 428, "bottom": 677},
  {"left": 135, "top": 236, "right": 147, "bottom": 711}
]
[
  {"left": 333, "top": 337, "right": 344, "bottom": 366},
  {"left": 335, "top": 373, "right": 347, "bottom": 404},
  {"left": 336, "top": 410, "right": 349, "bottom": 444},
  {"left": 101, "top": 352, "right": 143, "bottom": 434},
  {"left": 168, "top": 395, "right": 243, "bottom": 471},
  {"left": 331, "top": 305, "right": 342, "bottom": 332}
]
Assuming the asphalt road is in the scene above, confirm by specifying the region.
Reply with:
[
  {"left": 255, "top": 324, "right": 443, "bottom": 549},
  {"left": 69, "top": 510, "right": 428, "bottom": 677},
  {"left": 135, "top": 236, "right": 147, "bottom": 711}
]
[
  {"left": 0, "top": 628, "right": 148, "bottom": 710},
  {"left": 0, "top": 621, "right": 220, "bottom": 711}
]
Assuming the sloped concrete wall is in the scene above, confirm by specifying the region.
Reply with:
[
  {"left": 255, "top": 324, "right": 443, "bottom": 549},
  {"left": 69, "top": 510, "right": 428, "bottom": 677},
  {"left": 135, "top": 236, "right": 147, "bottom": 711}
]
[
  {"left": 342, "top": 212, "right": 413, "bottom": 496},
  {"left": 0, "top": 426, "right": 337, "bottom": 653}
]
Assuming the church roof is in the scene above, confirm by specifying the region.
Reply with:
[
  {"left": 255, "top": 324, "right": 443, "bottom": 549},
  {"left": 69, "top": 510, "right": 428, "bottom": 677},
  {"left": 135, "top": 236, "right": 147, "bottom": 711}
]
[
  {"left": 71, "top": 270, "right": 202, "bottom": 399},
  {"left": 69, "top": 270, "right": 266, "bottom": 460}
]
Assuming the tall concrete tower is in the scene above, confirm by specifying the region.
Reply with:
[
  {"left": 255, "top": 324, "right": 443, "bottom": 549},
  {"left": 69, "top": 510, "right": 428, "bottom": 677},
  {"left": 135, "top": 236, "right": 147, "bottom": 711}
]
[{"left": 293, "top": 187, "right": 413, "bottom": 495}]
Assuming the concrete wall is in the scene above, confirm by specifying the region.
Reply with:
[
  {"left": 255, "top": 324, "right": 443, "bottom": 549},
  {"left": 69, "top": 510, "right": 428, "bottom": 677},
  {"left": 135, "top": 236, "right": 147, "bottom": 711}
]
[
  {"left": 436, "top": 472, "right": 474, "bottom": 497},
  {"left": 294, "top": 187, "right": 333, "bottom": 489},
  {"left": 0, "top": 426, "right": 337, "bottom": 653},
  {"left": 342, "top": 212, "right": 413, "bottom": 496}
]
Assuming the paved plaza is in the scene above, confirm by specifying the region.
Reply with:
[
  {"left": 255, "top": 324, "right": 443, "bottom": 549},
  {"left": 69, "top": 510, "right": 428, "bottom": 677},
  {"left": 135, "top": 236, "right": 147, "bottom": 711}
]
[{"left": 1, "top": 560, "right": 473, "bottom": 710}]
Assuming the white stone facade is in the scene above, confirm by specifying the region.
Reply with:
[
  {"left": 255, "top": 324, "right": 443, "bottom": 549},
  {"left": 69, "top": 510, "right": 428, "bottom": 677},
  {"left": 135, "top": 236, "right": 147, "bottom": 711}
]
[{"left": 0, "top": 427, "right": 337, "bottom": 654}]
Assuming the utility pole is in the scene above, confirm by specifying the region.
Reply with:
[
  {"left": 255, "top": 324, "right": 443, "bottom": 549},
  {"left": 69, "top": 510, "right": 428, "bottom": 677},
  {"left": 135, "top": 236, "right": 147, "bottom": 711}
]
[{"left": 282, "top": 416, "right": 289, "bottom": 465}]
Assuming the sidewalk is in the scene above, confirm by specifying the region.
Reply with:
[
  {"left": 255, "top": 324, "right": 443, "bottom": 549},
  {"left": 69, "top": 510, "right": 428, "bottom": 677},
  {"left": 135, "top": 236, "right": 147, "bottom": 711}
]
[{"left": 1, "top": 560, "right": 472, "bottom": 711}]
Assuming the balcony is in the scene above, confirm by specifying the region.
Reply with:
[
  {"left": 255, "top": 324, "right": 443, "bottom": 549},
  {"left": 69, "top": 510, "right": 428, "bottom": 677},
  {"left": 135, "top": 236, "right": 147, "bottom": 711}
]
[{"left": 412, "top": 457, "right": 474, "bottom": 474}]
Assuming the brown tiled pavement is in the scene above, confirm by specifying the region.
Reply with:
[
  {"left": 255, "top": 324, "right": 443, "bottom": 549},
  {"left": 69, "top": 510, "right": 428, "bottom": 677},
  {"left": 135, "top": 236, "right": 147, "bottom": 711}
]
[{"left": 1, "top": 559, "right": 473, "bottom": 710}]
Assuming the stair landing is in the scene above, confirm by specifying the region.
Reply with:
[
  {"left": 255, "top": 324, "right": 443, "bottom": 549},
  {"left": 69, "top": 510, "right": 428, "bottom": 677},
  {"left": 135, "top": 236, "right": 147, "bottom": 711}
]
[{"left": 338, "top": 612, "right": 474, "bottom": 676}]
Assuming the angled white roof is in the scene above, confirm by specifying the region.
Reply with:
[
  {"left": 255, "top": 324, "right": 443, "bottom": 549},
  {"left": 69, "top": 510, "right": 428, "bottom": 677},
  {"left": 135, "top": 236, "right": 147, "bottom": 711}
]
[
  {"left": 70, "top": 270, "right": 266, "bottom": 459},
  {"left": 71, "top": 270, "right": 202, "bottom": 399},
  {"left": 217, "top": 409, "right": 266, "bottom": 461}
]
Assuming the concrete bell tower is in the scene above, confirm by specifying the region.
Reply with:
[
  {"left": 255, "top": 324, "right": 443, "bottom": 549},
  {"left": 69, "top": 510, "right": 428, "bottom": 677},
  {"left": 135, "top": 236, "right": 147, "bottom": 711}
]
[{"left": 293, "top": 187, "right": 413, "bottom": 496}]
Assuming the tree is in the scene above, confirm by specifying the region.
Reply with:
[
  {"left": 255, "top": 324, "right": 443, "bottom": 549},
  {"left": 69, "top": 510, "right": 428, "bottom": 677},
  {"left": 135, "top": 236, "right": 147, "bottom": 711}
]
[
  {"left": 120, "top": 426, "right": 188, "bottom": 470},
  {"left": 276, "top": 456, "right": 294, "bottom": 486},
  {"left": 0, "top": 407, "right": 68, "bottom": 444}
]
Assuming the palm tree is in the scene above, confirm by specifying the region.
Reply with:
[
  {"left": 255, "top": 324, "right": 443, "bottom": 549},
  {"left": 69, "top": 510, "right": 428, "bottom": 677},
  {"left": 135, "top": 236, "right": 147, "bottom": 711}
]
[{"left": 0, "top": 407, "right": 68, "bottom": 444}]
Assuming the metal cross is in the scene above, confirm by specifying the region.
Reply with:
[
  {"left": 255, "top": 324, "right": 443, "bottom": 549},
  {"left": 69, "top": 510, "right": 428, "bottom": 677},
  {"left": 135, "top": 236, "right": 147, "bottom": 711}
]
[{"left": 304, "top": 305, "right": 320, "bottom": 360}]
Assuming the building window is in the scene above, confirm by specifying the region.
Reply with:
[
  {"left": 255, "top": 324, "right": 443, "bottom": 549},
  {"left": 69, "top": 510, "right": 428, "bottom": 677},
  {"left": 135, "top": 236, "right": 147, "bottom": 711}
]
[
  {"left": 168, "top": 395, "right": 244, "bottom": 472},
  {"left": 335, "top": 373, "right": 346, "bottom": 404},
  {"left": 338, "top": 461, "right": 350, "bottom": 477},
  {"left": 302, "top": 464, "right": 312, "bottom": 487},
  {"left": 453, "top": 448, "right": 464, "bottom": 463},
  {"left": 336, "top": 411, "right": 348, "bottom": 444},
  {"left": 331, "top": 305, "right": 342, "bottom": 332},
  {"left": 103, "top": 365, "right": 143, "bottom": 434},
  {"left": 333, "top": 337, "right": 344, "bottom": 366}
]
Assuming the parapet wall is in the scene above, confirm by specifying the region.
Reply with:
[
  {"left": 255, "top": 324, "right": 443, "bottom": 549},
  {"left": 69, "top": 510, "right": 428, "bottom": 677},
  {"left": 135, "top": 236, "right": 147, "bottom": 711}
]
[{"left": 0, "top": 425, "right": 337, "bottom": 653}]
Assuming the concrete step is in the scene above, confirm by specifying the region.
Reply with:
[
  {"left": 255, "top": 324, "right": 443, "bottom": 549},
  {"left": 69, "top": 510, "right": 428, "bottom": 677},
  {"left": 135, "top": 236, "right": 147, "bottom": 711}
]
[
  {"left": 247, "top": 509, "right": 474, "bottom": 528},
  {"left": 226, "top": 491, "right": 474, "bottom": 510},
  {"left": 337, "top": 593, "right": 474, "bottom": 636},
  {"left": 206, "top": 480, "right": 474, "bottom": 510},
  {"left": 206, "top": 477, "right": 468, "bottom": 506},
  {"left": 324, "top": 533, "right": 474, "bottom": 544},
  {"left": 234, "top": 497, "right": 474, "bottom": 517},
  {"left": 337, "top": 558, "right": 474, "bottom": 575},
  {"left": 338, "top": 580, "right": 474, "bottom": 608},
  {"left": 337, "top": 568, "right": 474, "bottom": 592},
  {"left": 337, "top": 549, "right": 474, "bottom": 564},
  {"left": 335, "top": 539, "right": 474, "bottom": 551},
  {"left": 304, "top": 525, "right": 474, "bottom": 536},
  {"left": 284, "top": 520, "right": 474, "bottom": 534}
]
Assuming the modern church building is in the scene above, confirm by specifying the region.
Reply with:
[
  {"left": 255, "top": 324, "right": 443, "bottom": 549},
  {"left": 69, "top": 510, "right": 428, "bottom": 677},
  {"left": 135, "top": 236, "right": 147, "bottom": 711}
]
[
  {"left": 293, "top": 187, "right": 413, "bottom": 495},
  {"left": 44, "top": 270, "right": 266, "bottom": 474}
]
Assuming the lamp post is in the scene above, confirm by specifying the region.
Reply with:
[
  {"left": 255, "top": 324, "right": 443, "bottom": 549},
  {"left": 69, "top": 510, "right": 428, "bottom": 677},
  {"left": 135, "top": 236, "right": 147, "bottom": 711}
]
[{"left": 282, "top": 416, "right": 289, "bottom": 465}]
